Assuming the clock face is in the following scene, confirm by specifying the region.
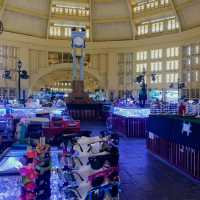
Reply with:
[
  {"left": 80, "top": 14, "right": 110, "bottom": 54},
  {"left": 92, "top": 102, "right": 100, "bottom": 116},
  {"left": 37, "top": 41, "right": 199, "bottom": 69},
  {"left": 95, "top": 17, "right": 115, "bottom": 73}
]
[{"left": 74, "top": 37, "right": 84, "bottom": 47}]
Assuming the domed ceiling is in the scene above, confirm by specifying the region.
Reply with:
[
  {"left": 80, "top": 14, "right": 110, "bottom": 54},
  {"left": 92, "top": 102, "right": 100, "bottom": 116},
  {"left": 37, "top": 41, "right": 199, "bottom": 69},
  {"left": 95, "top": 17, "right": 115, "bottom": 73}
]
[{"left": 0, "top": 0, "right": 200, "bottom": 41}]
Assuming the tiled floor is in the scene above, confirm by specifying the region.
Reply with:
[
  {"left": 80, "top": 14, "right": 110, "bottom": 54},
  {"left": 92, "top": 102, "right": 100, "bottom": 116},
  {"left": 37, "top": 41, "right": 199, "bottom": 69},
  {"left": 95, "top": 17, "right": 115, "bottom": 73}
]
[{"left": 81, "top": 121, "right": 200, "bottom": 200}]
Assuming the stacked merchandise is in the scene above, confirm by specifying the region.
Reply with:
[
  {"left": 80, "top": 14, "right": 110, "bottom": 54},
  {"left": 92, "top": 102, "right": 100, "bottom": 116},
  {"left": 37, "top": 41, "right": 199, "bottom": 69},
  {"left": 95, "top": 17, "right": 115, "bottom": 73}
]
[
  {"left": 34, "top": 144, "right": 51, "bottom": 199},
  {"left": 18, "top": 132, "right": 120, "bottom": 200},
  {"left": 54, "top": 132, "right": 120, "bottom": 199},
  {"left": 19, "top": 163, "right": 37, "bottom": 200},
  {"left": 19, "top": 140, "right": 51, "bottom": 200}
]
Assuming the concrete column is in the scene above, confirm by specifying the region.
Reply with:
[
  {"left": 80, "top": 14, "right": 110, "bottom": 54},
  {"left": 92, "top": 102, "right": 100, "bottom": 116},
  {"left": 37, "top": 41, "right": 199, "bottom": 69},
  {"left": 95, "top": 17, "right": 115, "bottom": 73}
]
[
  {"left": 99, "top": 54, "right": 107, "bottom": 75},
  {"left": 72, "top": 48, "right": 77, "bottom": 80},
  {"left": 19, "top": 47, "right": 29, "bottom": 93},
  {"left": 19, "top": 47, "right": 29, "bottom": 70},
  {"left": 91, "top": 54, "right": 98, "bottom": 70},
  {"left": 80, "top": 48, "right": 84, "bottom": 81},
  {"left": 107, "top": 52, "right": 118, "bottom": 98}
]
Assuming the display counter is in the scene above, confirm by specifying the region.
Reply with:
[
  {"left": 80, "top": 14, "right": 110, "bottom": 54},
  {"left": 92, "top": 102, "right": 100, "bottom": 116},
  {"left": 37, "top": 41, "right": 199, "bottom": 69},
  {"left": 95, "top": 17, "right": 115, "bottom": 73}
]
[
  {"left": 0, "top": 107, "right": 14, "bottom": 149},
  {"left": 67, "top": 103, "right": 110, "bottom": 120},
  {"left": 147, "top": 115, "right": 200, "bottom": 180},
  {"left": 10, "top": 107, "right": 66, "bottom": 119},
  {"left": 0, "top": 145, "right": 26, "bottom": 176},
  {"left": 112, "top": 107, "right": 150, "bottom": 137}
]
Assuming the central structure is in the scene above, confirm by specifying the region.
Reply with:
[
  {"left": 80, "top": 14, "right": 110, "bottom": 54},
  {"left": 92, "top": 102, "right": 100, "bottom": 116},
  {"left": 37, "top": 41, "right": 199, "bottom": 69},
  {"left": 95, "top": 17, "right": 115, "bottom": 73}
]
[{"left": 68, "top": 28, "right": 91, "bottom": 104}]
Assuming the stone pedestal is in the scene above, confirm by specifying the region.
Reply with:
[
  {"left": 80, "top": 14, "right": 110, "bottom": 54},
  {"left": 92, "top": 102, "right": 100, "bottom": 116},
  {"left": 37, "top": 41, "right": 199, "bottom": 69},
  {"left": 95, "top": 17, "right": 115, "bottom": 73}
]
[{"left": 67, "top": 80, "right": 92, "bottom": 104}]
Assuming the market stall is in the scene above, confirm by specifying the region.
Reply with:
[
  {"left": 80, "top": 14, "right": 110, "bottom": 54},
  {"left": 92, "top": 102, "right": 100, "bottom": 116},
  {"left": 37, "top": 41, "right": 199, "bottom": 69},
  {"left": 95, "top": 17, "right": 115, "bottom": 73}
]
[
  {"left": 0, "top": 133, "right": 120, "bottom": 200},
  {"left": 13, "top": 108, "right": 80, "bottom": 144},
  {"left": 112, "top": 107, "right": 150, "bottom": 137},
  {"left": 67, "top": 103, "right": 110, "bottom": 121},
  {"left": 147, "top": 115, "right": 200, "bottom": 180}
]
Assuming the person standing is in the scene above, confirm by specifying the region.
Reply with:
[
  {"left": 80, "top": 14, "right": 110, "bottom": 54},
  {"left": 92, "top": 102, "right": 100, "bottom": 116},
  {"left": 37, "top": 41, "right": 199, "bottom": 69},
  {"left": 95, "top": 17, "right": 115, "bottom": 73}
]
[{"left": 178, "top": 100, "right": 186, "bottom": 116}]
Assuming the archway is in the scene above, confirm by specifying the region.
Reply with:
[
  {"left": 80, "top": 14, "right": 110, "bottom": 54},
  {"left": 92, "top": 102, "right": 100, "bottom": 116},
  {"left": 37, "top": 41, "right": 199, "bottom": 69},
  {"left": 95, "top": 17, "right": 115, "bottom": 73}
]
[{"left": 29, "top": 63, "right": 104, "bottom": 94}]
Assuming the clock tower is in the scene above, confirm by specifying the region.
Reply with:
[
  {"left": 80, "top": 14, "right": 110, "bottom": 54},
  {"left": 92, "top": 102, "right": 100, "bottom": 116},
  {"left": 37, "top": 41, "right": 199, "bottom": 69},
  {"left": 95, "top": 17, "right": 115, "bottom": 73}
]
[
  {"left": 71, "top": 28, "right": 86, "bottom": 81},
  {"left": 68, "top": 28, "right": 92, "bottom": 104}
]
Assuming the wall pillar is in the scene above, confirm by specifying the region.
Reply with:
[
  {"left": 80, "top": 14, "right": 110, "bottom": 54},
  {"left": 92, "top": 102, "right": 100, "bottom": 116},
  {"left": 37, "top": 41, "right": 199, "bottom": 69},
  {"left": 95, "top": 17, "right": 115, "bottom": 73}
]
[
  {"left": 19, "top": 47, "right": 30, "bottom": 97},
  {"left": 107, "top": 52, "right": 118, "bottom": 98}
]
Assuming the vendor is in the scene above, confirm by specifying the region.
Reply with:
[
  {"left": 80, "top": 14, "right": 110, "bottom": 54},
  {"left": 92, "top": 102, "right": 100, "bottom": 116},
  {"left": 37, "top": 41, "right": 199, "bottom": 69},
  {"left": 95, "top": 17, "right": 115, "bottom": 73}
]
[
  {"left": 53, "top": 98, "right": 66, "bottom": 107},
  {"left": 178, "top": 100, "right": 186, "bottom": 116},
  {"left": 25, "top": 96, "right": 33, "bottom": 107},
  {"left": 26, "top": 96, "right": 41, "bottom": 108}
]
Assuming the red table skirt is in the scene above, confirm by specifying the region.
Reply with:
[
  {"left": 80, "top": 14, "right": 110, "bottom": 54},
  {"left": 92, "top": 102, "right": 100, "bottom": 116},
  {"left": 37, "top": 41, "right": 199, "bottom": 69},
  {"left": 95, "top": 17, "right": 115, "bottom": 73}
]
[
  {"left": 147, "top": 133, "right": 200, "bottom": 180},
  {"left": 112, "top": 115, "right": 147, "bottom": 137}
]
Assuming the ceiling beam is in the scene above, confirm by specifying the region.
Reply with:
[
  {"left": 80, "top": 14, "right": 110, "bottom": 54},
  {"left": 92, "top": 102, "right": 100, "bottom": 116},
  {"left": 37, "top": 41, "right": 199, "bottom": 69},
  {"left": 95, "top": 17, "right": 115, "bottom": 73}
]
[
  {"left": 51, "top": 15, "right": 89, "bottom": 22},
  {"left": 176, "top": 0, "right": 200, "bottom": 11},
  {"left": 170, "top": 0, "right": 182, "bottom": 32},
  {"left": 134, "top": 8, "right": 173, "bottom": 24},
  {"left": 54, "top": 0, "right": 112, "bottom": 3},
  {"left": 93, "top": 16, "right": 129, "bottom": 24},
  {"left": 89, "top": 0, "right": 93, "bottom": 42},
  {"left": 53, "top": 0, "right": 89, "bottom": 4},
  {"left": 47, "top": 0, "right": 53, "bottom": 39},
  {"left": 126, "top": 0, "right": 136, "bottom": 40},
  {"left": 94, "top": 0, "right": 113, "bottom": 3},
  {"left": 0, "top": 0, "right": 8, "bottom": 19},
  {"left": 5, "top": 4, "right": 48, "bottom": 20}
]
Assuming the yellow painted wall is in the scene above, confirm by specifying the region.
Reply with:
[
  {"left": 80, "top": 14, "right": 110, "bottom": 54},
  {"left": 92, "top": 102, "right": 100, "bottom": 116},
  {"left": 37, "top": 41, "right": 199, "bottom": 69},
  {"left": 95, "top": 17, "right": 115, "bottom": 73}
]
[{"left": 0, "top": 26, "right": 200, "bottom": 96}]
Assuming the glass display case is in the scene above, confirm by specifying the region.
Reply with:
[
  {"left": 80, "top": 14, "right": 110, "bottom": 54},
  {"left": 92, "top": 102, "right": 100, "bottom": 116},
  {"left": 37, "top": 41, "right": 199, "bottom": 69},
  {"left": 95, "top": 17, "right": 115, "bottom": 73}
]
[
  {"left": 10, "top": 107, "right": 67, "bottom": 118},
  {"left": 113, "top": 107, "right": 150, "bottom": 118},
  {"left": 11, "top": 108, "right": 44, "bottom": 119},
  {"left": 166, "top": 90, "right": 178, "bottom": 102},
  {"left": 0, "top": 107, "right": 6, "bottom": 116},
  {"left": 0, "top": 147, "right": 62, "bottom": 200},
  {"left": 149, "top": 90, "right": 162, "bottom": 101},
  {"left": 0, "top": 147, "right": 26, "bottom": 175},
  {"left": 44, "top": 107, "right": 66, "bottom": 116}
]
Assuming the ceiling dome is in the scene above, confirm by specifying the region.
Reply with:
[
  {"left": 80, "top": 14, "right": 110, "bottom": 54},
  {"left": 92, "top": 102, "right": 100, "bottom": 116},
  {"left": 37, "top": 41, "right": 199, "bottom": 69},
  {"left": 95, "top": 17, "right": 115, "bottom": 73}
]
[{"left": 1, "top": 0, "right": 200, "bottom": 41}]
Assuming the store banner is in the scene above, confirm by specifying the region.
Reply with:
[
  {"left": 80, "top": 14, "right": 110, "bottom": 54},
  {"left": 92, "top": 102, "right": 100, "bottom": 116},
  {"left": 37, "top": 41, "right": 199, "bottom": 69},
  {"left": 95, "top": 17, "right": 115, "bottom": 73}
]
[{"left": 148, "top": 115, "right": 200, "bottom": 150}]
